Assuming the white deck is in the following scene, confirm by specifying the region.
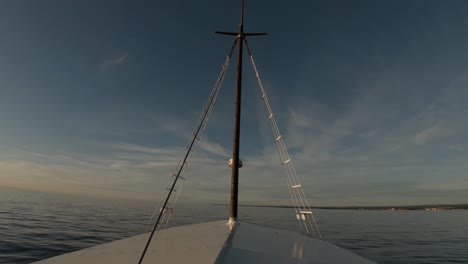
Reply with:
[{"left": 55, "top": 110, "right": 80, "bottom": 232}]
[{"left": 33, "top": 220, "right": 375, "bottom": 264}]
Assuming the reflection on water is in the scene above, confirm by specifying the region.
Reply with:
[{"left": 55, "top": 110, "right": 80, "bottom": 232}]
[
  {"left": 1, "top": 187, "right": 467, "bottom": 264},
  {"left": 291, "top": 241, "right": 304, "bottom": 260}
]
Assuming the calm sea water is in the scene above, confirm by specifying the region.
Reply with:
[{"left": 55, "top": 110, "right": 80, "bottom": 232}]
[{"left": 1, "top": 187, "right": 467, "bottom": 264}]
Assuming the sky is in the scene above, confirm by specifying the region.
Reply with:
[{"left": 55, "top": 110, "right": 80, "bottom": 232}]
[{"left": 0, "top": 0, "right": 467, "bottom": 206}]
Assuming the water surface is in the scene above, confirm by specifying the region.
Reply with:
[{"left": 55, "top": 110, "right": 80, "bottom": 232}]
[{"left": 1, "top": 188, "right": 467, "bottom": 263}]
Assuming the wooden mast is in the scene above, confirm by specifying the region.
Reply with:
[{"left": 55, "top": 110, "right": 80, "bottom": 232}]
[{"left": 216, "top": 0, "right": 266, "bottom": 222}]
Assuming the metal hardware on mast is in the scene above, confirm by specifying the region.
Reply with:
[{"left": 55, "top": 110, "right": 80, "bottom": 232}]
[{"left": 216, "top": 0, "right": 266, "bottom": 222}]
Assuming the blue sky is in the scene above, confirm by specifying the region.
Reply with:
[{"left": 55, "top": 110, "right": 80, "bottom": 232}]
[{"left": 1, "top": 0, "right": 467, "bottom": 206}]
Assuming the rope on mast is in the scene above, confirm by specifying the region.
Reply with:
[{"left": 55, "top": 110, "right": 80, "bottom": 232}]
[
  {"left": 244, "top": 39, "right": 322, "bottom": 238},
  {"left": 138, "top": 40, "right": 237, "bottom": 264},
  {"left": 144, "top": 40, "right": 236, "bottom": 232}
]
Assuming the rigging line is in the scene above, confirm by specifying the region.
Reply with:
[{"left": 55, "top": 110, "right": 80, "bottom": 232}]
[
  {"left": 143, "top": 39, "right": 236, "bottom": 234},
  {"left": 145, "top": 200, "right": 162, "bottom": 232},
  {"left": 244, "top": 38, "right": 301, "bottom": 212},
  {"left": 144, "top": 161, "right": 187, "bottom": 232},
  {"left": 162, "top": 171, "right": 187, "bottom": 229},
  {"left": 284, "top": 149, "right": 321, "bottom": 236},
  {"left": 244, "top": 39, "right": 321, "bottom": 237},
  {"left": 145, "top": 173, "right": 181, "bottom": 232},
  {"left": 138, "top": 40, "right": 237, "bottom": 264},
  {"left": 290, "top": 163, "right": 322, "bottom": 237},
  {"left": 159, "top": 38, "right": 235, "bottom": 229},
  {"left": 160, "top": 150, "right": 192, "bottom": 230},
  {"left": 244, "top": 40, "right": 303, "bottom": 232},
  {"left": 162, "top": 166, "right": 190, "bottom": 230}
]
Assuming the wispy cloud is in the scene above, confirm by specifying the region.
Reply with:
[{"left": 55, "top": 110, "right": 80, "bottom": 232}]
[
  {"left": 110, "top": 143, "right": 177, "bottom": 156},
  {"left": 247, "top": 63, "right": 468, "bottom": 205},
  {"left": 411, "top": 124, "right": 453, "bottom": 145},
  {"left": 416, "top": 180, "right": 468, "bottom": 191},
  {"left": 99, "top": 53, "right": 129, "bottom": 73},
  {"left": 2, "top": 63, "right": 467, "bottom": 205},
  {"left": 20, "top": 150, "right": 92, "bottom": 167},
  {"left": 197, "top": 140, "right": 229, "bottom": 157}
]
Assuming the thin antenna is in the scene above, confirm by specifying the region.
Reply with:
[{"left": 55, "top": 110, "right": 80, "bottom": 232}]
[
  {"left": 240, "top": 0, "right": 244, "bottom": 25},
  {"left": 216, "top": 0, "right": 266, "bottom": 222}
]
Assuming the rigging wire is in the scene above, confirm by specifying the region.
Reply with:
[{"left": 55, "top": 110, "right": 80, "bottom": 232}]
[
  {"left": 138, "top": 40, "right": 237, "bottom": 264},
  {"left": 144, "top": 41, "right": 235, "bottom": 232},
  {"left": 244, "top": 39, "right": 321, "bottom": 238}
]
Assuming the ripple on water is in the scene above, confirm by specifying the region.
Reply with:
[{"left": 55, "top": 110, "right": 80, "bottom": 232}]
[{"left": 1, "top": 189, "right": 467, "bottom": 264}]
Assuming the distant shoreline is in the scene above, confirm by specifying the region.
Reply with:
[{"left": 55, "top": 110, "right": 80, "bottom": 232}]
[{"left": 212, "top": 203, "right": 468, "bottom": 210}]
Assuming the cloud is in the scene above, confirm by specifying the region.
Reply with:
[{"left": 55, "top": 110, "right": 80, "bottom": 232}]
[
  {"left": 416, "top": 180, "right": 468, "bottom": 191},
  {"left": 411, "top": 124, "right": 452, "bottom": 145},
  {"left": 289, "top": 110, "right": 312, "bottom": 128},
  {"left": 250, "top": 63, "right": 468, "bottom": 205},
  {"left": 197, "top": 140, "right": 229, "bottom": 157},
  {"left": 110, "top": 143, "right": 177, "bottom": 156},
  {"left": 99, "top": 53, "right": 128, "bottom": 73},
  {"left": 448, "top": 145, "right": 464, "bottom": 152},
  {"left": 19, "top": 150, "right": 93, "bottom": 167},
  {"left": 2, "top": 59, "right": 467, "bottom": 206}
]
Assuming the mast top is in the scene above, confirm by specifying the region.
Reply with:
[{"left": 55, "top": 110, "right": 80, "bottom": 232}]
[
  {"left": 215, "top": 0, "right": 266, "bottom": 38},
  {"left": 240, "top": 0, "right": 244, "bottom": 25}
]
